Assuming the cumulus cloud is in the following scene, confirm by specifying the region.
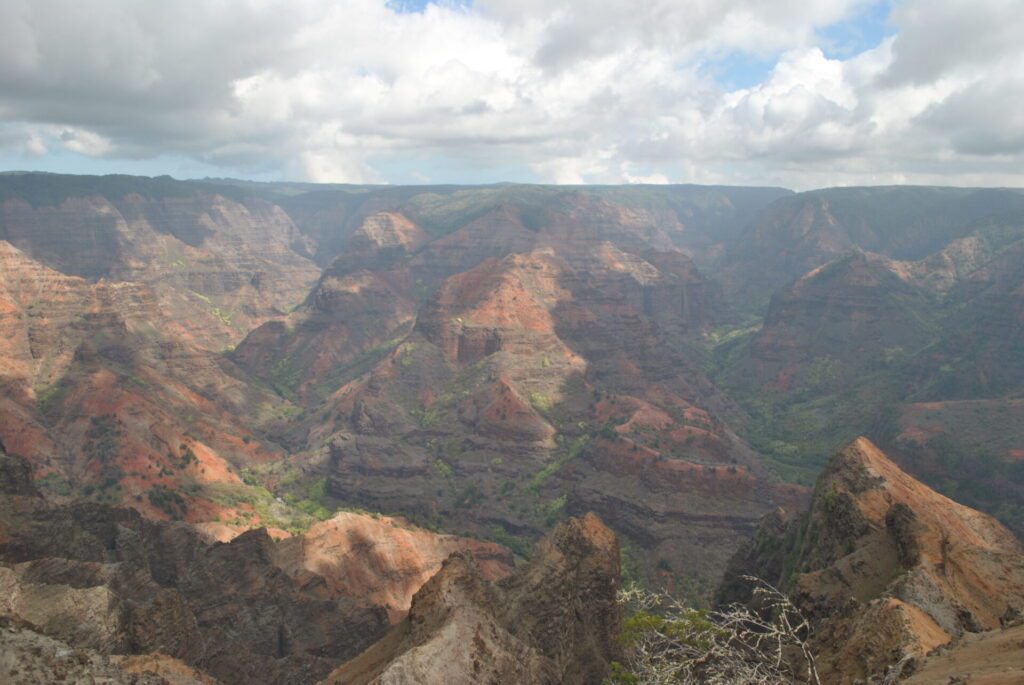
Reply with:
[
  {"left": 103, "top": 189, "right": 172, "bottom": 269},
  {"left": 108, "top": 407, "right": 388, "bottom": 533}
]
[{"left": 0, "top": 0, "right": 1022, "bottom": 187}]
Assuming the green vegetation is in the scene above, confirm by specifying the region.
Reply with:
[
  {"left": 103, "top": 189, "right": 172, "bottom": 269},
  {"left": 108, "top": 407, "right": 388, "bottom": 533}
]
[
  {"left": 529, "top": 392, "right": 552, "bottom": 413},
  {"left": 207, "top": 480, "right": 325, "bottom": 532},
  {"left": 148, "top": 484, "right": 186, "bottom": 518},
  {"left": 35, "top": 472, "right": 73, "bottom": 496},
  {"left": 486, "top": 524, "right": 532, "bottom": 559},
  {"left": 35, "top": 381, "right": 70, "bottom": 413},
  {"left": 83, "top": 414, "right": 126, "bottom": 463},
  {"left": 189, "top": 290, "right": 236, "bottom": 326},
  {"left": 528, "top": 435, "right": 588, "bottom": 495}
]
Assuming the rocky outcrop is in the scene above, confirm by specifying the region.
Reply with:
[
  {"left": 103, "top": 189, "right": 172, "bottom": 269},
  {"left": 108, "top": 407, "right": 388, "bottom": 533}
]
[
  {"left": 0, "top": 619, "right": 221, "bottom": 685},
  {"left": 331, "top": 211, "right": 427, "bottom": 274},
  {"left": 901, "top": 621, "right": 1024, "bottom": 684},
  {"left": 231, "top": 267, "right": 416, "bottom": 401},
  {"left": 324, "top": 513, "right": 621, "bottom": 685},
  {"left": 273, "top": 512, "right": 514, "bottom": 622},
  {"left": 0, "top": 450, "right": 388, "bottom": 684},
  {"left": 719, "top": 438, "right": 1024, "bottom": 683},
  {"left": 0, "top": 445, "right": 523, "bottom": 683},
  {"left": 0, "top": 237, "right": 304, "bottom": 522}
]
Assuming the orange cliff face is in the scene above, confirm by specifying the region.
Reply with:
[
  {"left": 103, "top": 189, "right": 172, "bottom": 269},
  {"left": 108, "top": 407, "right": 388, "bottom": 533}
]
[
  {"left": 720, "top": 437, "right": 1024, "bottom": 685},
  {"left": 0, "top": 189, "right": 319, "bottom": 352},
  {"left": 300, "top": 242, "right": 799, "bottom": 593},
  {"left": 323, "top": 513, "right": 621, "bottom": 685},
  {"left": 274, "top": 512, "right": 513, "bottom": 623},
  {"left": 2, "top": 177, "right": 800, "bottom": 599},
  {"left": 0, "top": 447, "right": 517, "bottom": 684},
  {"left": 0, "top": 243, "right": 290, "bottom": 519}
]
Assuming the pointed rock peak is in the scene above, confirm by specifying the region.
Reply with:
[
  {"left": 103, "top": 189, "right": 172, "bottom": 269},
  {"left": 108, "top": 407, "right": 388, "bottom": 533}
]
[
  {"left": 546, "top": 511, "right": 619, "bottom": 559},
  {"left": 723, "top": 438, "right": 1024, "bottom": 680},
  {"left": 824, "top": 438, "right": 965, "bottom": 511},
  {"left": 352, "top": 211, "right": 425, "bottom": 251},
  {"left": 328, "top": 516, "right": 622, "bottom": 684},
  {"left": 403, "top": 550, "right": 498, "bottom": 631},
  {"left": 817, "top": 436, "right": 1023, "bottom": 560},
  {"left": 820, "top": 436, "right": 895, "bottom": 494},
  {"left": 796, "top": 249, "right": 914, "bottom": 290}
]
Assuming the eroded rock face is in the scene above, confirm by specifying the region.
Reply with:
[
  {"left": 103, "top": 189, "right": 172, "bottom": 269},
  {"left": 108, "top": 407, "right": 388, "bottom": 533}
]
[
  {"left": 231, "top": 267, "right": 416, "bottom": 402},
  {"left": 0, "top": 177, "right": 320, "bottom": 352},
  {"left": 740, "top": 250, "right": 934, "bottom": 394},
  {"left": 325, "top": 513, "right": 622, "bottom": 685},
  {"left": 719, "top": 437, "right": 1024, "bottom": 684},
  {"left": 0, "top": 178, "right": 322, "bottom": 524},
  {"left": 0, "top": 448, "right": 521, "bottom": 684},
  {"left": 0, "top": 619, "right": 221, "bottom": 685},
  {"left": 300, "top": 242, "right": 795, "bottom": 593},
  {"left": 0, "top": 449, "right": 518, "bottom": 684},
  {"left": 0, "top": 237, "right": 307, "bottom": 523},
  {"left": 901, "top": 621, "right": 1024, "bottom": 684},
  {"left": 273, "top": 512, "right": 514, "bottom": 622}
]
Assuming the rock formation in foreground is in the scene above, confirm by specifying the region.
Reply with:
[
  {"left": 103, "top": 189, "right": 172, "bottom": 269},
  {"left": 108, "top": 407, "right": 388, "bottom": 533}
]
[
  {"left": 0, "top": 448, "right": 512, "bottom": 684},
  {"left": 719, "top": 437, "right": 1024, "bottom": 684},
  {"left": 325, "top": 512, "right": 622, "bottom": 685}
]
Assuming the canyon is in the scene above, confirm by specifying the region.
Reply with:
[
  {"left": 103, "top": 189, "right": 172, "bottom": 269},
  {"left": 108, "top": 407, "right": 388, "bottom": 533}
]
[{"left": 1, "top": 172, "right": 1023, "bottom": 682}]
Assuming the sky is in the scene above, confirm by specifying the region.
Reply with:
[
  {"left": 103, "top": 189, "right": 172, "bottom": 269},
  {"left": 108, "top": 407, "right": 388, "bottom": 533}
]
[{"left": 1, "top": 0, "right": 1022, "bottom": 190}]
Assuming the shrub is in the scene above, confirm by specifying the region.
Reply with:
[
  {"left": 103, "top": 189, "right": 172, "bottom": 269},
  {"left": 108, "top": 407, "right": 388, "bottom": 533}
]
[{"left": 609, "top": 577, "right": 819, "bottom": 684}]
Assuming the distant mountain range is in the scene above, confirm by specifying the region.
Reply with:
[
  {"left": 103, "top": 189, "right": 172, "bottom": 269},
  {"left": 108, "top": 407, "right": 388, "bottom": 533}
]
[
  {"left": 2, "top": 173, "right": 1023, "bottom": 582},
  {"left": 1, "top": 172, "right": 1023, "bottom": 682}
]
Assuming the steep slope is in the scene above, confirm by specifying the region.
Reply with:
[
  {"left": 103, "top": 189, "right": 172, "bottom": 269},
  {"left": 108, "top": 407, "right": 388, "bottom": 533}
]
[
  {"left": 910, "top": 233, "right": 1024, "bottom": 400},
  {"left": 901, "top": 622, "right": 1024, "bottom": 684},
  {"left": 0, "top": 624, "right": 219, "bottom": 685},
  {"left": 0, "top": 173, "right": 333, "bottom": 521},
  {"left": 883, "top": 400, "right": 1024, "bottom": 534},
  {"left": 0, "top": 448, "right": 512, "bottom": 684},
  {"left": 231, "top": 212, "right": 421, "bottom": 402},
  {"left": 272, "top": 512, "right": 513, "bottom": 623},
  {"left": 324, "top": 513, "right": 621, "bottom": 685},
  {"left": 712, "top": 249, "right": 938, "bottom": 483},
  {"left": 225, "top": 186, "right": 788, "bottom": 591},
  {"left": 719, "top": 438, "right": 1024, "bottom": 683},
  {"left": 715, "top": 211, "right": 1024, "bottom": 526},
  {"left": 730, "top": 249, "right": 935, "bottom": 394},
  {"left": 0, "top": 173, "right": 319, "bottom": 351},
  {"left": 0, "top": 239, "right": 303, "bottom": 521},
  {"left": 292, "top": 245, "right": 798, "bottom": 591},
  {"left": 0, "top": 449, "right": 387, "bottom": 684},
  {"left": 720, "top": 186, "right": 1024, "bottom": 308}
]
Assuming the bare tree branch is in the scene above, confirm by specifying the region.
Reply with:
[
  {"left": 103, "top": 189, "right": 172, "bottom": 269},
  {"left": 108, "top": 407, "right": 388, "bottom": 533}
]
[{"left": 609, "top": 577, "right": 819, "bottom": 685}]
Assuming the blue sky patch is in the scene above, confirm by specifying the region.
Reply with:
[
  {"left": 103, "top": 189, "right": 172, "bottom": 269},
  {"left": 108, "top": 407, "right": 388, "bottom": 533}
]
[
  {"left": 819, "top": 0, "right": 893, "bottom": 58},
  {"left": 701, "top": 51, "right": 780, "bottom": 92},
  {"left": 386, "top": 0, "right": 472, "bottom": 14}
]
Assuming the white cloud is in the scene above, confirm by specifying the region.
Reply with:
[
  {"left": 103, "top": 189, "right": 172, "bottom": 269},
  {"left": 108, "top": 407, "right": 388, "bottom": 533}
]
[
  {"left": 0, "top": 0, "right": 1022, "bottom": 188},
  {"left": 58, "top": 127, "right": 111, "bottom": 157}
]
